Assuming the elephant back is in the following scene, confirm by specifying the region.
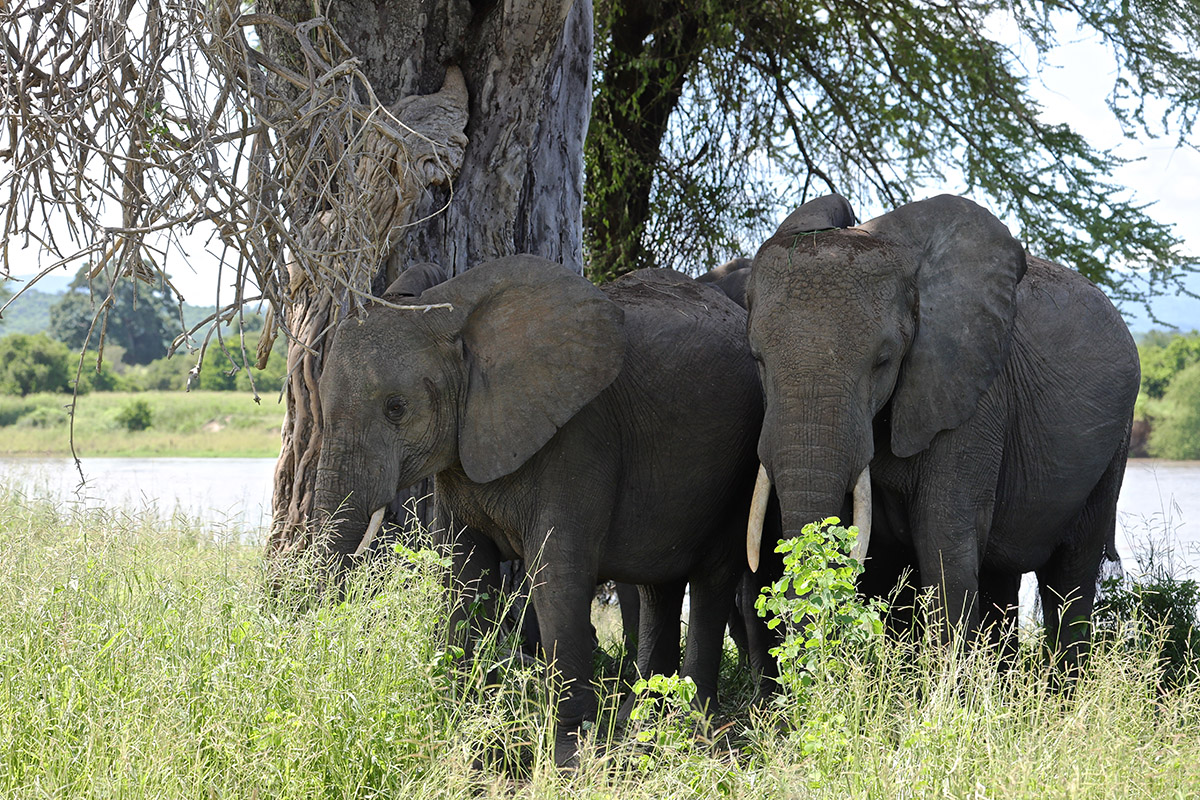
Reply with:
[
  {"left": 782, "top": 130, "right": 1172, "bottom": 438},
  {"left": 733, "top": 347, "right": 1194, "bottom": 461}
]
[{"left": 603, "top": 268, "right": 750, "bottom": 354}]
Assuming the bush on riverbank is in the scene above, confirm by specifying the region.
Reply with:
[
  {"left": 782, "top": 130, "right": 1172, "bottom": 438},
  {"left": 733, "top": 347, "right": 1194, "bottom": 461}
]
[
  {"left": 1, "top": 490, "right": 1198, "bottom": 798},
  {"left": 0, "top": 391, "right": 285, "bottom": 457},
  {"left": 1137, "top": 331, "right": 1200, "bottom": 460}
]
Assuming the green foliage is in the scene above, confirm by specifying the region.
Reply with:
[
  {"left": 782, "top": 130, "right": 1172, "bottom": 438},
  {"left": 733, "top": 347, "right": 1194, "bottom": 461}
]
[
  {"left": 0, "top": 391, "right": 285, "bottom": 457},
  {"left": 755, "top": 517, "right": 885, "bottom": 696},
  {"left": 1137, "top": 331, "right": 1200, "bottom": 459},
  {"left": 0, "top": 333, "right": 75, "bottom": 395},
  {"left": 1139, "top": 331, "right": 1200, "bottom": 399},
  {"left": 585, "top": 1, "right": 1199, "bottom": 300},
  {"left": 626, "top": 674, "right": 704, "bottom": 771},
  {"left": 48, "top": 264, "right": 181, "bottom": 366},
  {"left": 115, "top": 398, "right": 153, "bottom": 431},
  {"left": 1149, "top": 361, "right": 1200, "bottom": 460},
  {"left": 1097, "top": 539, "right": 1200, "bottom": 688}
]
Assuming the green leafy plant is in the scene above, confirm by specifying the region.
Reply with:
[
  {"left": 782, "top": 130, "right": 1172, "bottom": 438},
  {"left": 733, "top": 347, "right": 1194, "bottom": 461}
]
[
  {"left": 115, "top": 398, "right": 153, "bottom": 431},
  {"left": 755, "top": 516, "right": 886, "bottom": 695},
  {"left": 627, "top": 673, "right": 704, "bottom": 771},
  {"left": 1096, "top": 535, "right": 1200, "bottom": 687}
]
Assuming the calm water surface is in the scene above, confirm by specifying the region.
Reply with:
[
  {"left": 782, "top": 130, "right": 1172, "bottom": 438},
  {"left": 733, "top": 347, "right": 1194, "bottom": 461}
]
[
  {"left": 0, "top": 456, "right": 276, "bottom": 544},
  {"left": 1, "top": 456, "right": 1198, "bottom": 570}
]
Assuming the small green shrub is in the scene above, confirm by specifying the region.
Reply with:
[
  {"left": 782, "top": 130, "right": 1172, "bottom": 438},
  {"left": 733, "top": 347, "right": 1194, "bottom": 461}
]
[
  {"left": 115, "top": 398, "right": 153, "bottom": 431},
  {"left": 16, "top": 405, "right": 66, "bottom": 428},
  {"left": 755, "top": 517, "right": 886, "bottom": 696},
  {"left": 0, "top": 333, "right": 74, "bottom": 395},
  {"left": 1096, "top": 537, "right": 1200, "bottom": 686}
]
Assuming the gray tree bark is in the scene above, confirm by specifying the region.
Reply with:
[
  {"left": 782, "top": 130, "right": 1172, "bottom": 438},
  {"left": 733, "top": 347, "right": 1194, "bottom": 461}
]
[{"left": 264, "top": 0, "right": 592, "bottom": 552}]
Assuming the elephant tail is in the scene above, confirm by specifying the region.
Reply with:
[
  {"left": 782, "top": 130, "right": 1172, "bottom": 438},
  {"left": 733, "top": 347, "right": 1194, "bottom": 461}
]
[{"left": 1098, "top": 419, "right": 1134, "bottom": 565}]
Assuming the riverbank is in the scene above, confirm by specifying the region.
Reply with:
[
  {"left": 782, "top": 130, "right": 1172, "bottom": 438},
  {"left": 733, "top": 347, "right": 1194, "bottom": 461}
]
[{"left": 0, "top": 391, "right": 286, "bottom": 458}]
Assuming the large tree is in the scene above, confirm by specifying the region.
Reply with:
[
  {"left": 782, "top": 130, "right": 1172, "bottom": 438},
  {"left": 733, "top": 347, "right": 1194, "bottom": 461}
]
[
  {"left": 585, "top": 0, "right": 1200, "bottom": 305},
  {"left": 3, "top": 0, "right": 591, "bottom": 548}
]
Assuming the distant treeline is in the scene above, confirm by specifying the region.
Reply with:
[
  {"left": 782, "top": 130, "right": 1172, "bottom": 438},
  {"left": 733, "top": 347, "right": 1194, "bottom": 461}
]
[
  {"left": 0, "top": 330, "right": 285, "bottom": 396},
  {"left": 1134, "top": 330, "right": 1200, "bottom": 460},
  {"left": 0, "top": 265, "right": 281, "bottom": 396}
]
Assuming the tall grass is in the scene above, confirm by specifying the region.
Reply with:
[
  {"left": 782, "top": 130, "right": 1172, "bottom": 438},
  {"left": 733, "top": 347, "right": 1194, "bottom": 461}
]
[{"left": 1, "top": 489, "right": 1198, "bottom": 798}]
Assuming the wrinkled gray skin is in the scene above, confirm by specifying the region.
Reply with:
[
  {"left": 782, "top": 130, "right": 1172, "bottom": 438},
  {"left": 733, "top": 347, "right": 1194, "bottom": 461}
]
[
  {"left": 313, "top": 255, "right": 761, "bottom": 766},
  {"left": 746, "top": 194, "right": 1140, "bottom": 667},
  {"left": 699, "top": 195, "right": 857, "bottom": 695}
]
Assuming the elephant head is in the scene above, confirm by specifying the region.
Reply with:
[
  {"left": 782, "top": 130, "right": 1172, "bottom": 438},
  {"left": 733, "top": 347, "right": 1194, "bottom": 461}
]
[
  {"left": 699, "top": 193, "right": 857, "bottom": 310},
  {"left": 310, "top": 255, "right": 625, "bottom": 579},
  {"left": 745, "top": 194, "right": 1026, "bottom": 565}
]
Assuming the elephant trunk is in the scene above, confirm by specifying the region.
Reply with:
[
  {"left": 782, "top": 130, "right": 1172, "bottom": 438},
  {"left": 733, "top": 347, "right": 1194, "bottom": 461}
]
[
  {"left": 747, "top": 403, "right": 873, "bottom": 570},
  {"left": 311, "top": 450, "right": 393, "bottom": 583}
]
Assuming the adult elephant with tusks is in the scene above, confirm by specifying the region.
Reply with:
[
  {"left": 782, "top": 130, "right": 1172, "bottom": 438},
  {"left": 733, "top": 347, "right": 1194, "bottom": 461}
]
[
  {"left": 745, "top": 193, "right": 1140, "bottom": 670},
  {"left": 310, "top": 255, "right": 762, "bottom": 767}
]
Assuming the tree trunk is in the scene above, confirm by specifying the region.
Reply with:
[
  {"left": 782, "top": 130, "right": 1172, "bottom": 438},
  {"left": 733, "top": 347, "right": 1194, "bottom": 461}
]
[{"left": 265, "top": 0, "right": 592, "bottom": 553}]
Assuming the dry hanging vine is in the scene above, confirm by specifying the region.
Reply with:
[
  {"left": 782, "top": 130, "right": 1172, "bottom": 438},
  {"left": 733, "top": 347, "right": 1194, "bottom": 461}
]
[{"left": 1, "top": 0, "right": 468, "bottom": 510}]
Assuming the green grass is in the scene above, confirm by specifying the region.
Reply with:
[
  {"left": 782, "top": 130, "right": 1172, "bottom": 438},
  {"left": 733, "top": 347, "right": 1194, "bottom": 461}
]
[
  {"left": 1, "top": 489, "right": 1198, "bottom": 798},
  {"left": 0, "top": 391, "right": 285, "bottom": 457}
]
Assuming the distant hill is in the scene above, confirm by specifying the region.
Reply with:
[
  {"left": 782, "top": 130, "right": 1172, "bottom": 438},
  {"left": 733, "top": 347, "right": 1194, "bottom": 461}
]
[{"left": 0, "top": 287, "right": 218, "bottom": 338}]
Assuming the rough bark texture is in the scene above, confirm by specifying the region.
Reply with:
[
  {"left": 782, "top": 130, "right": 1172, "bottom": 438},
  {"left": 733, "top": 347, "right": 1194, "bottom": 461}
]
[{"left": 265, "top": 0, "right": 592, "bottom": 552}]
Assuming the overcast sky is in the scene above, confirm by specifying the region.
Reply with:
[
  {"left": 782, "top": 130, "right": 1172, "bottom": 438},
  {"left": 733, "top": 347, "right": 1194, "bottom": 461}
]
[{"left": 5, "top": 13, "right": 1198, "bottom": 330}]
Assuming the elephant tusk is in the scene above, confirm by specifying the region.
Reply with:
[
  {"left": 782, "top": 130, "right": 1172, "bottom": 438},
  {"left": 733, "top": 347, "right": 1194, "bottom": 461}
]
[
  {"left": 747, "top": 463, "right": 772, "bottom": 572},
  {"left": 850, "top": 466, "right": 872, "bottom": 563},
  {"left": 353, "top": 506, "right": 388, "bottom": 558}
]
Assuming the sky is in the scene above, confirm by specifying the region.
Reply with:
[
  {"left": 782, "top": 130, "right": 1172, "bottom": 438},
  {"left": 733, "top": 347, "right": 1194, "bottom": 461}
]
[{"left": 4, "top": 12, "right": 1198, "bottom": 331}]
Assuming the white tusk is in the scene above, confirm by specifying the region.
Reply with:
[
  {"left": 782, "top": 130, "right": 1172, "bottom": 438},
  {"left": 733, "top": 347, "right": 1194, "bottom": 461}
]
[
  {"left": 849, "top": 466, "right": 872, "bottom": 563},
  {"left": 747, "top": 463, "right": 772, "bottom": 572},
  {"left": 353, "top": 506, "right": 388, "bottom": 558}
]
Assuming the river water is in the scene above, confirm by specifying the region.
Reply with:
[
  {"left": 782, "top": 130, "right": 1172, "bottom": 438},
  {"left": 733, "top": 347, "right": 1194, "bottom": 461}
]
[{"left": 1, "top": 456, "right": 1197, "bottom": 574}]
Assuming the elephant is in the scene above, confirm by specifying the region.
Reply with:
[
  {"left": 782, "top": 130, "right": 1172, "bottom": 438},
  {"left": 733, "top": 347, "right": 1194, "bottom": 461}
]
[
  {"left": 311, "top": 255, "right": 762, "bottom": 766},
  {"left": 744, "top": 193, "right": 1140, "bottom": 669}
]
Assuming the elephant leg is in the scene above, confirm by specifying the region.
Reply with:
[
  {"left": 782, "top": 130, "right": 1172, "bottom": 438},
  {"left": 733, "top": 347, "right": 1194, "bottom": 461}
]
[
  {"left": 682, "top": 561, "right": 741, "bottom": 713},
  {"left": 635, "top": 580, "right": 685, "bottom": 679},
  {"left": 738, "top": 567, "right": 782, "bottom": 701},
  {"left": 444, "top": 524, "right": 505, "bottom": 657},
  {"left": 524, "top": 534, "right": 601, "bottom": 768},
  {"left": 979, "top": 569, "right": 1021, "bottom": 669},
  {"left": 909, "top": 415, "right": 1002, "bottom": 646},
  {"left": 615, "top": 581, "right": 641, "bottom": 661},
  {"left": 1038, "top": 439, "right": 1127, "bottom": 677}
]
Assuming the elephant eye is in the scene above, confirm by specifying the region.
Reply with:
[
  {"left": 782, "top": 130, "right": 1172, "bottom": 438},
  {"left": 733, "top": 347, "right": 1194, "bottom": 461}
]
[{"left": 384, "top": 395, "right": 406, "bottom": 423}]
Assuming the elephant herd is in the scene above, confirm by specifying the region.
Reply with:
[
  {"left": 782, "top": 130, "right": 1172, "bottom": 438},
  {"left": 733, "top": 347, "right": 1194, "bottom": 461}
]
[{"left": 310, "top": 194, "right": 1140, "bottom": 766}]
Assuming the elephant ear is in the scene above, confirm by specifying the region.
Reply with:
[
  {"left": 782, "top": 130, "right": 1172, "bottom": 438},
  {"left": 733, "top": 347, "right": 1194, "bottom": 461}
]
[
  {"left": 424, "top": 255, "right": 626, "bottom": 484},
  {"left": 383, "top": 262, "right": 451, "bottom": 297},
  {"left": 862, "top": 195, "right": 1027, "bottom": 458},
  {"left": 774, "top": 193, "right": 856, "bottom": 237}
]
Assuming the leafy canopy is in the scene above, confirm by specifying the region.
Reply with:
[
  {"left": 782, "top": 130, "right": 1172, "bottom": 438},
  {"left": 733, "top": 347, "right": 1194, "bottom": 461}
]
[
  {"left": 586, "top": 0, "right": 1200, "bottom": 308},
  {"left": 48, "top": 265, "right": 181, "bottom": 366}
]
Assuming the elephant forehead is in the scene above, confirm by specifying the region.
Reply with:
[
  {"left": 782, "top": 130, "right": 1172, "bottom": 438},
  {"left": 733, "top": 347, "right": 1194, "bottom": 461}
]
[
  {"left": 323, "top": 317, "right": 453, "bottom": 394},
  {"left": 755, "top": 232, "right": 901, "bottom": 286}
]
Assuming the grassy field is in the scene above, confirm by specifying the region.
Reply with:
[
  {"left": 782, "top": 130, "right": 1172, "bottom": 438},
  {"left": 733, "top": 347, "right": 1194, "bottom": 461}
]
[
  {"left": 1, "top": 491, "right": 1198, "bottom": 798},
  {"left": 0, "top": 391, "right": 286, "bottom": 457}
]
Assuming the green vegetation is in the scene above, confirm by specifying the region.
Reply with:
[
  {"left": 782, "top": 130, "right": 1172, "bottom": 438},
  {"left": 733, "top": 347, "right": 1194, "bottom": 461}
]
[
  {"left": 48, "top": 264, "right": 183, "bottom": 365},
  {"left": 585, "top": 3, "right": 1200, "bottom": 296},
  {"left": 0, "top": 324, "right": 285, "bottom": 396},
  {"left": 0, "top": 391, "right": 285, "bottom": 457},
  {"left": 0, "top": 333, "right": 74, "bottom": 396},
  {"left": 0, "top": 491, "right": 1197, "bottom": 797},
  {"left": 1137, "top": 331, "right": 1200, "bottom": 459}
]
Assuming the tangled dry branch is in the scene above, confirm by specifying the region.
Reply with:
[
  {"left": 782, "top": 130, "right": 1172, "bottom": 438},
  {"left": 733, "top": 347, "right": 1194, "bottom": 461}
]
[{"left": 1, "top": 0, "right": 468, "bottom": 387}]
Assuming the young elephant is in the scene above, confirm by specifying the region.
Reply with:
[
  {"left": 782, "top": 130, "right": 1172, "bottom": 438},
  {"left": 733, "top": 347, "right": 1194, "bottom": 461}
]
[
  {"left": 312, "top": 255, "right": 762, "bottom": 766},
  {"left": 745, "top": 194, "right": 1140, "bottom": 667}
]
